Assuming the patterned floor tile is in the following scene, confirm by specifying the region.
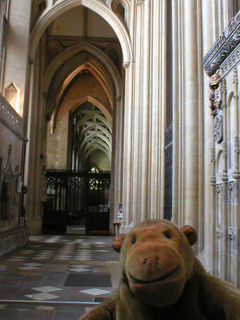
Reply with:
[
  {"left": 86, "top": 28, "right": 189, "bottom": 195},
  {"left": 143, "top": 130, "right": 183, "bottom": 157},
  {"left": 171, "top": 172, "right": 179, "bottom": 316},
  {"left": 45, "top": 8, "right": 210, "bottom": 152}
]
[
  {"left": 17, "top": 266, "right": 40, "bottom": 271},
  {"left": 80, "top": 288, "right": 111, "bottom": 296},
  {"left": 33, "top": 286, "right": 63, "bottom": 293},
  {"left": 69, "top": 266, "right": 91, "bottom": 273},
  {"left": 25, "top": 292, "right": 59, "bottom": 301}
]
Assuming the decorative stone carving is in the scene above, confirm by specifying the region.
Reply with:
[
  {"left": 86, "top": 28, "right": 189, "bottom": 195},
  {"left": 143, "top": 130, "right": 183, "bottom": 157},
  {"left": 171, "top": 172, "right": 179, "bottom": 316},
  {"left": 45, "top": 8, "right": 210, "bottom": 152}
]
[
  {"left": 213, "top": 114, "right": 223, "bottom": 143},
  {"left": 216, "top": 185, "right": 221, "bottom": 193},
  {"left": 46, "top": 40, "right": 63, "bottom": 65},
  {"left": 210, "top": 174, "right": 216, "bottom": 185},
  {"left": 228, "top": 183, "right": 233, "bottom": 190},
  {"left": 216, "top": 224, "right": 224, "bottom": 239},
  {"left": 123, "top": 61, "right": 130, "bottom": 68},
  {"left": 204, "top": 11, "right": 240, "bottom": 77},
  {"left": 0, "top": 145, "right": 22, "bottom": 220},
  {"left": 209, "top": 71, "right": 221, "bottom": 114},
  {"left": 136, "top": 0, "right": 145, "bottom": 6},
  {"left": 233, "top": 67, "right": 238, "bottom": 84},
  {"left": 228, "top": 227, "right": 235, "bottom": 240},
  {"left": 234, "top": 135, "right": 239, "bottom": 154},
  {"left": 222, "top": 142, "right": 227, "bottom": 158},
  {"left": 220, "top": 44, "right": 240, "bottom": 79}
]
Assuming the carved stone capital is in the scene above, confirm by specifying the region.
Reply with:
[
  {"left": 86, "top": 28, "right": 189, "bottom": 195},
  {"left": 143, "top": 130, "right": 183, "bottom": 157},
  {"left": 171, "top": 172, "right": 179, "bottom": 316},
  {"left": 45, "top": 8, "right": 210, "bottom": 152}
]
[
  {"left": 123, "top": 61, "right": 130, "bottom": 69},
  {"left": 136, "top": 0, "right": 145, "bottom": 6}
]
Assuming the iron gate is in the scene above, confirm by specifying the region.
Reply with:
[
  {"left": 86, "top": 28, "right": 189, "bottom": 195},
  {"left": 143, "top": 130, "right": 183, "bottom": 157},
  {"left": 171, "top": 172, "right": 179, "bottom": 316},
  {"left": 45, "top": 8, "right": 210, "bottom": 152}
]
[{"left": 43, "top": 170, "right": 110, "bottom": 234}]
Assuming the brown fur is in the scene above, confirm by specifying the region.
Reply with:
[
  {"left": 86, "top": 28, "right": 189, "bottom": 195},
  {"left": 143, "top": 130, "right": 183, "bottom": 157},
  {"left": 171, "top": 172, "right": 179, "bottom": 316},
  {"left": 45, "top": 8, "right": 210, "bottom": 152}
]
[{"left": 80, "top": 219, "right": 240, "bottom": 320}]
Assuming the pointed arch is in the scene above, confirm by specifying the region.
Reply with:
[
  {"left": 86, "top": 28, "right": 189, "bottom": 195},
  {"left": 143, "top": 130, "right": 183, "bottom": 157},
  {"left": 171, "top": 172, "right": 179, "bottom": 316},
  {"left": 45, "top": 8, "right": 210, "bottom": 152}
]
[{"left": 30, "top": 0, "right": 133, "bottom": 65}]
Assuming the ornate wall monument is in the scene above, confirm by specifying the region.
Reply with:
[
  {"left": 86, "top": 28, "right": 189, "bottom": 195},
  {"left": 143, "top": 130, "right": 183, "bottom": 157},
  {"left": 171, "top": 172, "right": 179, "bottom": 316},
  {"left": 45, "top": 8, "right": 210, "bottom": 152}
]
[
  {"left": 0, "top": 93, "right": 28, "bottom": 255},
  {"left": 204, "top": 12, "right": 240, "bottom": 287}
]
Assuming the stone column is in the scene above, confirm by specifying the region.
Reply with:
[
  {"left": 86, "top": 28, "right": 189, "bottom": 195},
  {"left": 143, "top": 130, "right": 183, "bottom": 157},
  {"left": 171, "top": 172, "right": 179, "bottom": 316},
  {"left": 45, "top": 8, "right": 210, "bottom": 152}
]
[
  {"left": 202, "top": 0, "right": 216, "bottom": 273},
  {"left": 25, "top": 52, "right": 42, "bottom": 234},
  {"left": 182, "top": 0, "right": 199, "bottom": 233},
  {"left": 149, "top": 0, "right": 161, "bottom": 219},
  {"left": 172, "top": 0, "right": 179, "bottom": 225},
  {"left": 140, "top": 0, "right": 150, "bottom": 222},
  {"left": 232, "top": 68, "right": 240, "bottom": 287},
  {"left": 132, "top": 3, "right": 141, "bottom": 226}
]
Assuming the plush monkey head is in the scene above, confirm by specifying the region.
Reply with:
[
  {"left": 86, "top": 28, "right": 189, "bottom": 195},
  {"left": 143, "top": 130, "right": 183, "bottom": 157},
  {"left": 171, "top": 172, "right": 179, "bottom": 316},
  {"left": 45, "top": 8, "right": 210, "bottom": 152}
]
[{"left": 114, "top": 219, "right": 197, "bottom": 308}]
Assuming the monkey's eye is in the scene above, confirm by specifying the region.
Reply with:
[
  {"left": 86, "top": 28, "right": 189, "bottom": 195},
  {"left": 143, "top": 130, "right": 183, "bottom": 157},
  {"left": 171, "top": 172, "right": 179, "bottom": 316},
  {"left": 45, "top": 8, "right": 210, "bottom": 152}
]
[
  {"left": 132, "top": 236, "right": 137, "bottom": 244},
  {"left": 164, "top": 231, "right": 171, "bottom": 239}
]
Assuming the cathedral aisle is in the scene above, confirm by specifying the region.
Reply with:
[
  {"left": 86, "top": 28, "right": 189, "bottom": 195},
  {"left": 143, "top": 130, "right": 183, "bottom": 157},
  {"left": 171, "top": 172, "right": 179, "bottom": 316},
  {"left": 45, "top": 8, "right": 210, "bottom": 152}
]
[{"left": 0, "top": 234, "right": 121, "bottom": 320}]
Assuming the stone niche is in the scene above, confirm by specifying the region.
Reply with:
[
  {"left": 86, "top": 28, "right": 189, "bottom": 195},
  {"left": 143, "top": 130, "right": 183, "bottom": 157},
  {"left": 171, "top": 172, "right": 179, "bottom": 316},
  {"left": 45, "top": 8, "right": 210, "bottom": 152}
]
[{"left": 0, "top": 93, "right": 28, "bottom": 255}]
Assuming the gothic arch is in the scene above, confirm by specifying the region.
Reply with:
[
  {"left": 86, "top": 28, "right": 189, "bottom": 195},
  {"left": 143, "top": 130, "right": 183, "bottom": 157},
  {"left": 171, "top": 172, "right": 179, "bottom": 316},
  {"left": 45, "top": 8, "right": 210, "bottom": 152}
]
[
  {"left": 44, "top": 43, "right": 122, "bottom": 130},
  {"left": 70, "top": 96, "right": 112, "bottom": 126},
  {"left": 43, "top": 42, "right": 122, "bottom": 98},
  {"left": 30, "top": 0, "right": 133, "bottom": 65}
]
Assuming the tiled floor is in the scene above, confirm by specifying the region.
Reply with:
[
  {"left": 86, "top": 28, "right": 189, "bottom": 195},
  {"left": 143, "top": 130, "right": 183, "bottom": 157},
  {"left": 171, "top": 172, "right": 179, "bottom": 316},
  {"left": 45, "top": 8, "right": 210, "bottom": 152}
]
[{"left": 0, "top": 230, "right": 121, "bottom": 320}]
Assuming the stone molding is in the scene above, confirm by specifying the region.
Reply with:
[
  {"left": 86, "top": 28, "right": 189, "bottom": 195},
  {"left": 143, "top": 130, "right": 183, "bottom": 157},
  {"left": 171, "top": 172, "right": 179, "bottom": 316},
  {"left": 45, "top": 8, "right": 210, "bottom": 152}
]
[
  {"left": 220, "top": 43, "right": 240, "bottom": 79},
  {"left": 203, "top": 11, "right": 240, "bottom": 77}
]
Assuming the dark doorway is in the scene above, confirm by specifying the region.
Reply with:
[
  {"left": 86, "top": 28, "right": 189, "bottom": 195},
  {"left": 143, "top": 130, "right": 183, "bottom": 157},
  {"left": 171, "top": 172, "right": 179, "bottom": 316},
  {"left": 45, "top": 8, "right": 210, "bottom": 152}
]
[{"left": 42, "top": 170, "right": 110, "bottom": 235}]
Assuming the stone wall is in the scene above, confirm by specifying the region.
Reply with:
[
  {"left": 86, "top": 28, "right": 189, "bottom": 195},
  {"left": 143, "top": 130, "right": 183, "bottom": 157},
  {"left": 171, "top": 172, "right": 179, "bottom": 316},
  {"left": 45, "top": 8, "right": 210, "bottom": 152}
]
[{"left": 0, "top": 93, "right": 28, "bottom": 254}]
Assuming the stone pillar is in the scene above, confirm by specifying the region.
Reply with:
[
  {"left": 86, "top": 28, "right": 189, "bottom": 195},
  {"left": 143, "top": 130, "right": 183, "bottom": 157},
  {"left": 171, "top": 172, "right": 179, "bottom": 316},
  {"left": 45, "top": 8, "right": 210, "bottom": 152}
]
[
  {"left": 172, "top": 0, "right": 179, "bottom": 225},
  {"left": 232, "top": 68, "right": 240, "bottom": 287},
  {"left": 132, "top": 3, "right": 141, "bottom": 226},
  {"left": 149, "top": 0, "right": 161, "bottom": 219},
  {"left": 202, "top": 0, "right": 216, "bottom": 272},
  {"left": 182, "top": 0, "right": 199, "bottom": 233},
  {"left": 25, "top": 44, "right": 45, "bottom": 234},
  {"left": 122, "top": 61, "right": 133, "bottom": 228},
  {"left": 140, "top": 0, "right": 150, "bottom": 222}
]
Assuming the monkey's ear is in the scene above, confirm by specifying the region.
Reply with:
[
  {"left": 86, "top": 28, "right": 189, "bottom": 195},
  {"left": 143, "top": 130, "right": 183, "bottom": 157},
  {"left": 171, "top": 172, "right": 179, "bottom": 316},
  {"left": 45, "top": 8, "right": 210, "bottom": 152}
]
[
  {"left": 181, "top": 225, "right": 198, "bottom": 246},
  {"left": 112, "top": 233, "right": 126, "bottom": 253}
]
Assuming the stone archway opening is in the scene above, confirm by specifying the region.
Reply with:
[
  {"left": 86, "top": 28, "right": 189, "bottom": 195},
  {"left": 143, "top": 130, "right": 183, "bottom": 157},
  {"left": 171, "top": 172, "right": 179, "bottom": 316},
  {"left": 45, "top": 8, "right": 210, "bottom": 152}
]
[{"left": 26, "top": 2, "right": 126, "bottom": 235}]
